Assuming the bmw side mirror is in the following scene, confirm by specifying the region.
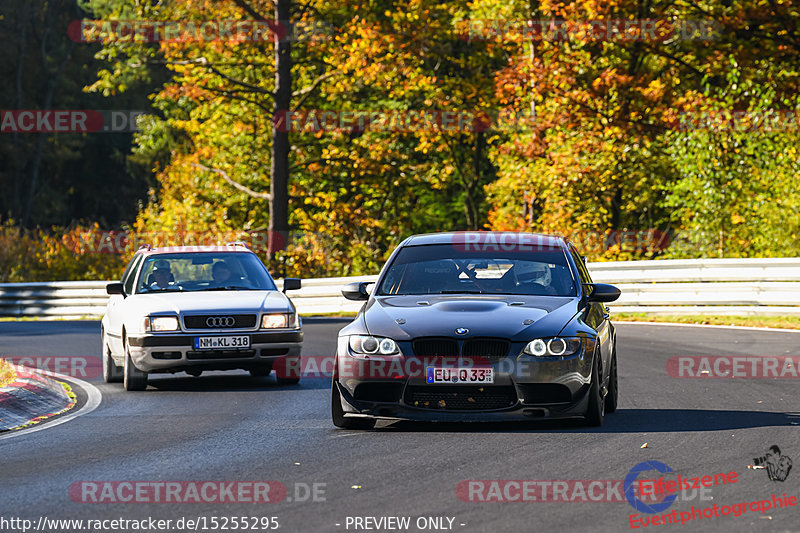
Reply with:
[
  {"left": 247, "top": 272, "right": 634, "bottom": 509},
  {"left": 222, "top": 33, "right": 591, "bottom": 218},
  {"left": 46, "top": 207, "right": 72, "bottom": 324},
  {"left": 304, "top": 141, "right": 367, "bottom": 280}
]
[
  {"left": 106, "top": 282, "right": 125, "bottom": 297},
  {"left": 586, "top": 283, "right": 621, "bottom": 303},
  {"left": 283, "top": 278, "right": 301, "bottom": 292},
  {"left": 342, "top": 281, "right": 370, "bottom": 301}
]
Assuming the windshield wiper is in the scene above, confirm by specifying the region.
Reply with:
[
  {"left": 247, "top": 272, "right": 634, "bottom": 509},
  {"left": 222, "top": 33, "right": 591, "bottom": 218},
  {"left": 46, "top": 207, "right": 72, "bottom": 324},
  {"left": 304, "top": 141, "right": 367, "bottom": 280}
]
[
  {"left": 204, "top": 285, "right": 253, "bottom": 291},
  {"left": 439, "top": 290, "right": 485, "bottom": 294},
  {"left": 141, "top": 287, "right": 183, "bottom": 293}
]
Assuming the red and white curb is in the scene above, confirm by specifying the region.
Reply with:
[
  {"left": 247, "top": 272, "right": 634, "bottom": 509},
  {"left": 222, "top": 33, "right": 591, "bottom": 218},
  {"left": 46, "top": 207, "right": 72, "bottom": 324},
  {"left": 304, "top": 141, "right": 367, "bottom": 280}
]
[{"left": 0, "top": 365, "right": 101, "bottom": 440}]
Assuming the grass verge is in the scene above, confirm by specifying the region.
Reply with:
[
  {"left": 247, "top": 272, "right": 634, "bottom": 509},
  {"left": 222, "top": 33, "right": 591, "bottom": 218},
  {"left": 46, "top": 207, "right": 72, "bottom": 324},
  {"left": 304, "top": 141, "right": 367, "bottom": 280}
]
[
  {"left": 302, "top": 312, "right": 357, "bottom": 318},
  {"left": 613, "top": 313, "right": 800, "bottom": 330},
  {"left": 0, "top": 358, "right": 16, "bottom": 388}
]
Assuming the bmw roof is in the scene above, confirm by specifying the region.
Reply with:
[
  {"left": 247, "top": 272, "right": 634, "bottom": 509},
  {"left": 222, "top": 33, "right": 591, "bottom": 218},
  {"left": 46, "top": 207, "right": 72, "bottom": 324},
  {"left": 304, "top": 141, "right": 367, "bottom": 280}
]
[{"left": 401, "top": 231, "right": 568, "bottom": 249}]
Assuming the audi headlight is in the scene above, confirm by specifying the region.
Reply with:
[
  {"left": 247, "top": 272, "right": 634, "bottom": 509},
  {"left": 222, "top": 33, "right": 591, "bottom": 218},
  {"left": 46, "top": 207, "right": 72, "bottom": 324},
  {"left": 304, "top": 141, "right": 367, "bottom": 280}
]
[
  {"left": 144, "top": 316, "right": 179, "bottom": 332},
  {"left": 262, "top": 313, "right": 288, "bottom": 329},
  {"left": 349, "top": 335, "right": 400, "bottom": 355},
  {"left": 523, "top": 337, "right": 582, "bottom": 357}
]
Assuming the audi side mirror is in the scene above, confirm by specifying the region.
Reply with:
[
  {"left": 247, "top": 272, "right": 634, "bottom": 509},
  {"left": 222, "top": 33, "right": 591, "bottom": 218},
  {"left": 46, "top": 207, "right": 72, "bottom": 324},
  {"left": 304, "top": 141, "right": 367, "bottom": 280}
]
[
  {"left": 283, "top": 278, "right": 301, "bottom": 292},
  {"left": 342, "top": 281, "right": 370, "bottom": 301},
  {"left": 106, "top": 282, "right": 125, "bottom": 297},
  {"left": 585, "top": 283, "right": 621, "bottom": 303}
]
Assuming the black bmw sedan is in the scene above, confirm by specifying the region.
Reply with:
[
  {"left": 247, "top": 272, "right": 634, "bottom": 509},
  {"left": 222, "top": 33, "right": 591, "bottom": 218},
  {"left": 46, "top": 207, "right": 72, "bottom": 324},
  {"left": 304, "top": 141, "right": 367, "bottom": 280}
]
[{"left": 331, "top": 232, "right": 621, "bottom": 429}]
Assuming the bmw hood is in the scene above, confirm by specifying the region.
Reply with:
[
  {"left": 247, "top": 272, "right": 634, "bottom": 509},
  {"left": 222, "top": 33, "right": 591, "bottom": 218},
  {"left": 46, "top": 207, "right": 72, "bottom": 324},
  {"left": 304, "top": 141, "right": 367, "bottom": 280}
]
[{"left": 361, "top": 295, "right": 580, "bottom": 341}]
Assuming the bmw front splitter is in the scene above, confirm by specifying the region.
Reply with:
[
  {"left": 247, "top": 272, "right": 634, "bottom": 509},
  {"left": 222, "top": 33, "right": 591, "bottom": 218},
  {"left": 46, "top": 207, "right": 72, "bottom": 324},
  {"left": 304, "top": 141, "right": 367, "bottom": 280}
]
[{"left": 334, "top": 381, "right": 593, "bottom": 424}]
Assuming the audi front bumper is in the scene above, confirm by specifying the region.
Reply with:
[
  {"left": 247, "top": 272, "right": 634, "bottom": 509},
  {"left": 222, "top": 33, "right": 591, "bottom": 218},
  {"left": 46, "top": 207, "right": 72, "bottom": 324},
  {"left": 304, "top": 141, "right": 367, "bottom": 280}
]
[{"left": 126, "top": 330, "right": 303, "bottom": 373}]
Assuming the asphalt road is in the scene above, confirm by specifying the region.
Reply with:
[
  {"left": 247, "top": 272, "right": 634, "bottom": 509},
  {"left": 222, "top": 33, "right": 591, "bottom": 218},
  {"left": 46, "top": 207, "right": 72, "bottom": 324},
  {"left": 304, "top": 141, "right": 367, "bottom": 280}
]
[{"left": 0, "top": 319, "right": 798, "bottom": 533}]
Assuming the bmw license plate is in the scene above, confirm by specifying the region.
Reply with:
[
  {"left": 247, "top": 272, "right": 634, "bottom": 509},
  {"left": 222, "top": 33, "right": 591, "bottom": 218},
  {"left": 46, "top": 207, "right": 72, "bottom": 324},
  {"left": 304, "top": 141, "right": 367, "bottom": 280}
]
[
  {"left": 193, "top": 336, "right": 250, "bottom": 350},
  {"left": 426, "top": 367, "right": 494, "bottom": 384}
]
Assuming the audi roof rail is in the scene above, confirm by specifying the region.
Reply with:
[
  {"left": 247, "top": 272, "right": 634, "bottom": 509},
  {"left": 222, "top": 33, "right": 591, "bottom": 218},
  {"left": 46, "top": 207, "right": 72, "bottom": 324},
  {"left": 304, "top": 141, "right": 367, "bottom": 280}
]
[
  {"left": 138, "top": 243, "right": 152, "bottom": 251},
  {"left": 226, "top": 241, "right": 250, "bottom": 249}
]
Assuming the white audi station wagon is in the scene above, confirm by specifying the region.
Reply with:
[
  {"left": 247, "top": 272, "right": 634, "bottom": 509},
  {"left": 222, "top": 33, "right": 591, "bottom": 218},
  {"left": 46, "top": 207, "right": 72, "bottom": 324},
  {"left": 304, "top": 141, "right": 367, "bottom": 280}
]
[{"left": 101, "top": 243, "right": 303, "bottom": 391}]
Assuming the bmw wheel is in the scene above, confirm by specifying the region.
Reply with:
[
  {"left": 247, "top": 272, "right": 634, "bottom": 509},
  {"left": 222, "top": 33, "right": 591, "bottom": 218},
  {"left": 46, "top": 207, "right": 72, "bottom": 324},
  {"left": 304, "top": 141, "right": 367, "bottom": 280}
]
[
  {"left": 331, "top": 380, "right": 374, "bottom": 430},
  {"left": 584, "top": 354, "right": 604, "bottom": 427},
  {"left": 604, "top": 348, "right": 618, "bottom": 414}
]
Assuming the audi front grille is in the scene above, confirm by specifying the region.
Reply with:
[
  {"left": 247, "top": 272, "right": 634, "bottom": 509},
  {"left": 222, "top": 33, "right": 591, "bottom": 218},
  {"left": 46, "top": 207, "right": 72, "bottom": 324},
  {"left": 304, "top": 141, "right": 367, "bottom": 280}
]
[{"left": 183, "top": 314, "right": 258, "bottom": 329}]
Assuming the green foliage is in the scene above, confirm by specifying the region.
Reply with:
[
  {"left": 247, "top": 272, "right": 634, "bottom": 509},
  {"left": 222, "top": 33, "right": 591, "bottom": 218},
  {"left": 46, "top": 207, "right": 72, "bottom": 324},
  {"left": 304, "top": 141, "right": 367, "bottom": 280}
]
[
  {"left": 5, "top": 0, "right": 800, "bottom": 281},
  {"left": 663, "top": 67, "right": 800, "bottom": 257},
  {"left": 0, "top": 221, "right": 126, "bottom": 282}
]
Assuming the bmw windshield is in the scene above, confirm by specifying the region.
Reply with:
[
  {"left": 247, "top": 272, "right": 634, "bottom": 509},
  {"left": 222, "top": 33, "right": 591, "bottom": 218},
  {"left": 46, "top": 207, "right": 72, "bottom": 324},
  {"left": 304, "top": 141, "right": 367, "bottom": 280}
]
[
  {"left": 135, "top": 252, "right": 277, "bottom": 293},
  {"left": 376, "top": 244, "right": 577, "bottom": 296}
]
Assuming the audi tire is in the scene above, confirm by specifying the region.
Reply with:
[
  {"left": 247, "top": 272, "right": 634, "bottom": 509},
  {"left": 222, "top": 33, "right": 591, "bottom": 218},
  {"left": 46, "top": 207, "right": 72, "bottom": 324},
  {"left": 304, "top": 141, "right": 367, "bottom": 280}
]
[
  {"left": 102, "top": 327, "right": 123, "bottom": 383},
  {"left": 123, "top": 339, "right": 148, "bottom": 391},
  {"left": 273, "top": 355, "right": 301, "bottom": 385}
]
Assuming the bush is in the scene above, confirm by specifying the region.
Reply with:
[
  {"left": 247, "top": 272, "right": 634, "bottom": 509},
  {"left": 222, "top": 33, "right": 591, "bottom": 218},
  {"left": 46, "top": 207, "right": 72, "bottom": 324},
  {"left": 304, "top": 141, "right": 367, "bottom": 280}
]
[{"left": 0, "top": 221, "right": 126, "bottom": 282}]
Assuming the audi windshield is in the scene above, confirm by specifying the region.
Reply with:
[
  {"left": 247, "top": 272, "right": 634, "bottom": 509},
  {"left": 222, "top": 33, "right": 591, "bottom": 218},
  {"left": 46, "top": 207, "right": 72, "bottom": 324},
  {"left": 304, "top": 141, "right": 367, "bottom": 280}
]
[{"left": 135, "top": 252, "right": 278, "bottom": 293}]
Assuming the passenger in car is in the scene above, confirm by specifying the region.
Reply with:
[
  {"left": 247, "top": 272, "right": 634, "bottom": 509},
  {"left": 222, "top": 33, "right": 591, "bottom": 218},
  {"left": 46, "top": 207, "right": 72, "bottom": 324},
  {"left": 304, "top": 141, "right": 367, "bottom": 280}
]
[{"left": 212, "top": 261, "right": 233, "bottom": 284}]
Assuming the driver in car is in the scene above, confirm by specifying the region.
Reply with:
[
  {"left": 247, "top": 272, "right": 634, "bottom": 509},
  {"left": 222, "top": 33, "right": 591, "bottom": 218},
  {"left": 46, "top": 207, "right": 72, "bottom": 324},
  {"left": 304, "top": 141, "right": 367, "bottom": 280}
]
[
  {"left": 516, "top": 263, "right": 558, "bottom": 295},
  {"left": 150, "top": 260, "right": 172, "bottom": 290}
]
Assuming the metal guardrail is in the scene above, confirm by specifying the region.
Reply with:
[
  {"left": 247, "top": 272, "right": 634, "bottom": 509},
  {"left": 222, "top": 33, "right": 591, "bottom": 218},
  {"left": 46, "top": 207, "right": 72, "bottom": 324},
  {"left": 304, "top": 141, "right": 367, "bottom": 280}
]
[{"left": 1, "top": 258, "right": 799, "bottom": 318}]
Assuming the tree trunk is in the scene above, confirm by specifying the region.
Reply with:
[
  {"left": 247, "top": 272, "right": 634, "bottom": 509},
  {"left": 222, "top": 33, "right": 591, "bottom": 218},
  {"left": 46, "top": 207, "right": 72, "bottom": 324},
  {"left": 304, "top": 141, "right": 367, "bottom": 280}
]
[
  {"left": 465, "top": 131, "right": 485, "bottom": 230},
  {"left": 269, "top": 0, "right": 292, "bottom": 260}
]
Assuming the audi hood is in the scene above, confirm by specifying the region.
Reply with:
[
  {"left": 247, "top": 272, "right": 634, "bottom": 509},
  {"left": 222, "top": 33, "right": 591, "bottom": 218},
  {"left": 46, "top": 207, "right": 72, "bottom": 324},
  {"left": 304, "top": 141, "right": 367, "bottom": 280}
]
[{"left": 124, "top": 290, "right": 295, "bottom": 317}]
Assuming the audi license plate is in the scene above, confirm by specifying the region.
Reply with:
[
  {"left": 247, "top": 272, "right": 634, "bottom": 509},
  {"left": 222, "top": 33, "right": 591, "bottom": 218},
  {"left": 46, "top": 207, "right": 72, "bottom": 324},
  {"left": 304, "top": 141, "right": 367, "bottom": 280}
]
[
  {"left": 193, "top": 336, "right": 250, "bottom": 350},
  {"left": 426, "top": 367, "right": 494, "bottom": 384}
]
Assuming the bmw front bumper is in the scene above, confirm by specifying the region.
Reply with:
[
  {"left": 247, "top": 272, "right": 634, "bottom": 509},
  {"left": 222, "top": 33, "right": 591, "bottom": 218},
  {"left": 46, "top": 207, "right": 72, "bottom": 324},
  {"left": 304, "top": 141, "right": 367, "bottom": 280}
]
[{"left": 334, "top": 341, "right": 596, "bottom": 422}]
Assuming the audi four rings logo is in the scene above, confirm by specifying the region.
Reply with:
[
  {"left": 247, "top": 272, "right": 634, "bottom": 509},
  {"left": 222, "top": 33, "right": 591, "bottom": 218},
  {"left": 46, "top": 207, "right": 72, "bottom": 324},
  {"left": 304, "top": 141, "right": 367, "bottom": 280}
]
[{"left": 206, "top": 316, "right": 235, "bottom": 327}]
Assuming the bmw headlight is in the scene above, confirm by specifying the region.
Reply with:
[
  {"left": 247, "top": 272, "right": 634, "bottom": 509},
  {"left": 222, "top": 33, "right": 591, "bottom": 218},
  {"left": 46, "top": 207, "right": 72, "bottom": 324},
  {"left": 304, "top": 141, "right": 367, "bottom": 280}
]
[
  {"left": 523, "top": 337, "right": 582, "bottom": 357},
  {"left": 144, "top": 316, "right": 179, "bottom": 332},
  {"left": 349, "top": 335, "right": 400, "bottom": 355}
]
